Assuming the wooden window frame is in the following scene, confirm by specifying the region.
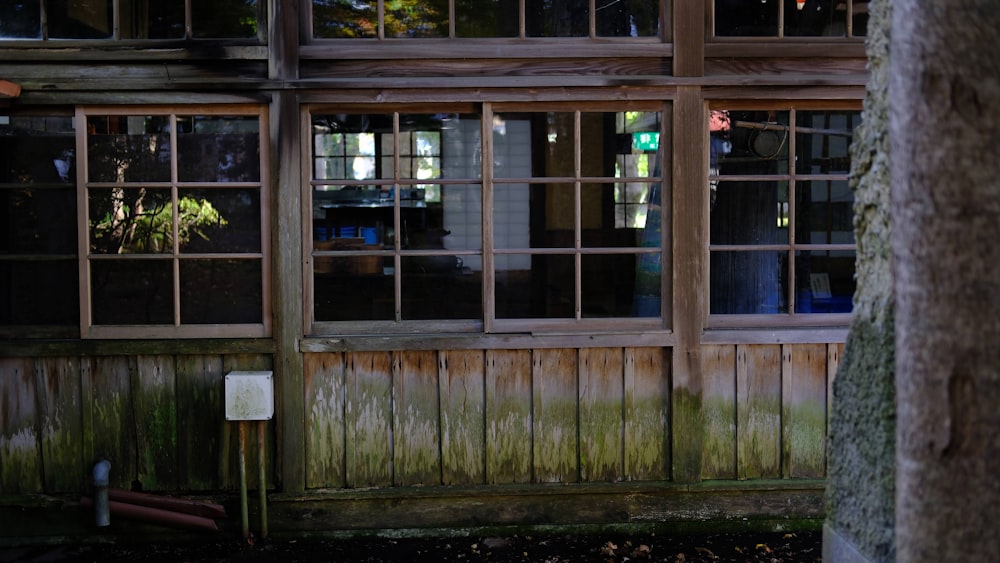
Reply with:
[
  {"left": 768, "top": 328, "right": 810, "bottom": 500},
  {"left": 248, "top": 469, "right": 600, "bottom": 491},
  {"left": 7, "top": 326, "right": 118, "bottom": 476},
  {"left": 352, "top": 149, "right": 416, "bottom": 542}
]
[
  {"left": 303, "top": 100, "right": 671, "bottom": 337},
  {"left": 78, "top": 104, "right": 271, "bottom": 339},
  {"left": 706, "top": 0, "right": 870, "bottom": 45},
  {"left": 705, "top": 99, "right": 860, "bottom": 330}
]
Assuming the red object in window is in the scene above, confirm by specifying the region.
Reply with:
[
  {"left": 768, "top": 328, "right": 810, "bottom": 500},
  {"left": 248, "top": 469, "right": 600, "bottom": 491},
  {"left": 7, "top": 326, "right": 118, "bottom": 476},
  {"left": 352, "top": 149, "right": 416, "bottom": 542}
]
[{"left": 796, "top": 0, "right": 806, "bottom": 10}]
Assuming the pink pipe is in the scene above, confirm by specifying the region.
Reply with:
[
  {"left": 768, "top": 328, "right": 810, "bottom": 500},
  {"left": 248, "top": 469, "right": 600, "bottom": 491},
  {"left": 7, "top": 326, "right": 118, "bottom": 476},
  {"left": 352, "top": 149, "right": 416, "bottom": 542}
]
[{"left": 80, "top": 497, "right": 219, "bottom": 532}]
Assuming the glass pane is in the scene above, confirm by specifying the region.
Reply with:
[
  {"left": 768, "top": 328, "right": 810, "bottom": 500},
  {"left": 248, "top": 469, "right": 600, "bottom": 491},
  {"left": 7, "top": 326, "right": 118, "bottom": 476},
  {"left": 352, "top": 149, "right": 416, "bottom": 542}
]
[
  {"left": 91, "top": 259, "right": 173, "bottom": 324},
  {"left": 492, "top": 116, "right": 533, "bottom": 179},
  {"left": 596, "top": 0, "right": 660, "bottom": 37},
  {"left": 89, "top": 188, "right": 173, "bottom": 254},
  {"left": 177, "top": 188, "right": 261, "bottom": 253},
  {"left": 455, "top": 0, "right": 518, "bottom": 37},
  {"left": 526, "top": 0, "right": 589, "bottom": 37},
  {"left": 385, "top": 0, "right": 449, "bottom": 38},
  {"left": 192, "top": 0, "right": 258, "bottom": 38},
  {"left": 0, "top": 260, "right": 79, "bottom": 325},
  {"left": 48, "top": 0, "right": 113, "bottom": 38},
  {"left": 0, "top": 116, "right": 76, "bottom": 184},
  {"left": 87, "top": 115, "right": 171, "bottom": 183},
  {"left": 495, "top": 253, "right": 574, "bottom": 319},
  {"left": 401, "top": 256, "right": 481, "bottom": 320},
  {"left": 796, "top": 249, "right": 854, "bottom": 313},
  {"left": 710, "top": 250, "right": 787, "bottom": 314},
  {"left": 582, "top": 253, "right": 653, "bottom": 317},
  {"left": 712, "top": 110, "right": 790, "bottom": 175},
  {"left": 0, "top": 188, "right": 77, "bottom": 254},
  {"left": 120, "top": 0, "right": 184, "bottom": 39},
  {"left": 714, "top": 0, "right": 779, "bottom": 36},
  {"left": 796, "top": 180, "right": 854, "bottom": 245},
  {"left": 785, "top": 0, "right": 847, "bottom": 37},
  {"left": 853, "top": 1, "right": 869, "bottom": 36},
  {"left": 796, "top": 110, "right": 860, "bottom": 174},
  {"left": 314, "top": 262, "right": 394, "bottom": 321},
  {"left": 439, "top": 183, "right": 482, "bottom": 252},
  {"left": 177, "top": 115, "right": 261, "bottom": 182},
  {"left": 180, "top": 259, "right": 262, "bottom": 323},
  {"left": 313, "top": 0, "right": 378, "bottom": 38},
  {"left": 0, "top": 0, "right": 40, "bottom": 38},
  {"left": 710, "top": 181, "right": 790, "bottom": 245}
]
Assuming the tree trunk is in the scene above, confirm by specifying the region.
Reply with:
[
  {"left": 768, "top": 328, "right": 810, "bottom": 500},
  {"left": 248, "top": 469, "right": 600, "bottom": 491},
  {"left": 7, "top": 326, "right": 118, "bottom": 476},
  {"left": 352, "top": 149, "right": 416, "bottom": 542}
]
[{"left": 891, "top": 2, "right": 1000, "bottom": 560}]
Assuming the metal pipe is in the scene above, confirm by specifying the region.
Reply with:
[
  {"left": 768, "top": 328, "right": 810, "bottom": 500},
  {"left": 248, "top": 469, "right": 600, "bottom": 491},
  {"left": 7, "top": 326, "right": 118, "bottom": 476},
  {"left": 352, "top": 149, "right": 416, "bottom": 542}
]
[
  {"left": 257, "top": 420, "right": 268, "bottom": 539},
  {"left": 238, "top": 420, "right": 249, "bottom": 540},
  {"left": 80, "top": 497, "right": 218, "bottom": 532},
  {"left": 92, "top": 459, "right": 111, "bottom": 527},
  {"left": 107, "top": 488, "right": 227, "bottom": 520}
]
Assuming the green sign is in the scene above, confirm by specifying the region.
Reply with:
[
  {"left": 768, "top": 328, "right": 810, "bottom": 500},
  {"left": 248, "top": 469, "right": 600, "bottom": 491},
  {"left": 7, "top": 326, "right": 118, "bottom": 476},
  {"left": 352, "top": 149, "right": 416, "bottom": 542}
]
[{"left": 632, "top": 132, "right": 659, "bottom": 151}]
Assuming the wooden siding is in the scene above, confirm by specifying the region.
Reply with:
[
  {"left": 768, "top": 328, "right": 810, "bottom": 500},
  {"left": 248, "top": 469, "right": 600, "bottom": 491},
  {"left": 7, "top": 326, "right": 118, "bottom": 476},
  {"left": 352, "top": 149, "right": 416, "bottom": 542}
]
[{"left": 699, "top": 343, "right": 843, "bottom": 480}]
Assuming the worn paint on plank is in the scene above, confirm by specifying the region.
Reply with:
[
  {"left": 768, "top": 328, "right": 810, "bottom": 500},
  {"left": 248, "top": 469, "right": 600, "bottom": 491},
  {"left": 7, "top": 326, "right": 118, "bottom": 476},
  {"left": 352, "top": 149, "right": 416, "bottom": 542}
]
[
  {"left": 737, "top": 345, "right": 781, "bottom": 480},
  {"left": 579, "top": 348, "right": 623, "bottom": 482},
  {"left": 439, "top": 350, "right": 485, "bottom": 485},
  {"left": 345, "top": 352, "right": 392, "bottom": 488},
  {"left": 35, "top": 357, "right": 83, "bottom": 493},
  {"left": 782, "top": 344, "right": 828, "bottom": 478},
  {"left": 0, "top": 358, "right": 42, "bottom": 493},
  {"left": 485, "top": 349, "right": 532, "bottom": 484},
  {"left": 394, "top": 351, "right": 441, "bottom": 486},
  {"left": 625, "top": 347, "right": 669, "bottom": 481},
  {"left": 83, "top": 356, "right": 137, "bottom": 490},
  {"left": 176, "top": 355, "right": 225, "bottom": 490},
  {"left": 131, "top": 355, "right": 178, "bottom": 491},
  {"left": 304, "top": 352, "right": 346, "bottom": 489},
  {"left": 701, "top": 345, "right": 736, "bottom": 480},
  {"left": 532, "top": 349, "right": 578, "bottom": 483}
]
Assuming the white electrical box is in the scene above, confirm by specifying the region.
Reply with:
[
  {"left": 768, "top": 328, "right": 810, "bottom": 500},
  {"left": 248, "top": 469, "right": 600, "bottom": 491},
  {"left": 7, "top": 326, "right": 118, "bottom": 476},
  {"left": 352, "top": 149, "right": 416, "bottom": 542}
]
[{"left": 225, "top": 371, "right": 274, "bottom": 421}]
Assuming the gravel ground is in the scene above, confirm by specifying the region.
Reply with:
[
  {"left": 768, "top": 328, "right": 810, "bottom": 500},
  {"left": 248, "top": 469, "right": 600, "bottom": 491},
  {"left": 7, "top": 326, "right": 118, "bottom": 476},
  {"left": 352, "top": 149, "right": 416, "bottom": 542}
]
[{"left": 2, "top": 531, "right": 821, "bottom": 562}]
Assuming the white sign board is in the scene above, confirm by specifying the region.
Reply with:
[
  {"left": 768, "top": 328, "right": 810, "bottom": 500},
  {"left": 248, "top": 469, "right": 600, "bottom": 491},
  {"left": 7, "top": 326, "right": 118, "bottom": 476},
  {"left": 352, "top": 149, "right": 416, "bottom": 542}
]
[{"left": 225, "top": 371, "right": 274, "bottom": 421}]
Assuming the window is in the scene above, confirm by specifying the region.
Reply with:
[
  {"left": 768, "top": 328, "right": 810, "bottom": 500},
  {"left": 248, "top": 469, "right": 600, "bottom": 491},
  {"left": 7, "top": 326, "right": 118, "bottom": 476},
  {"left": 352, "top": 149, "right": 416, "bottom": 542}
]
[
  {"left": 307, "top": 103, "right": 665, "bottom": 334},
  {"left": 0, "top": 112, "right": 79, "bottom": 338},
  {"left": 708, "top": 106, "right": 860, "bottom": 324},
  {"left": 0, "top": 0, "right": 262, "bottom": 40},
  {"left": 713, "top": 0, "right": 869, "bottom": 38},
  {"left": 311, "top": 0, "right": 662, "bottom": 39},
  {"left": 82, "top": 107, "right": 269, "bottom": 338}
]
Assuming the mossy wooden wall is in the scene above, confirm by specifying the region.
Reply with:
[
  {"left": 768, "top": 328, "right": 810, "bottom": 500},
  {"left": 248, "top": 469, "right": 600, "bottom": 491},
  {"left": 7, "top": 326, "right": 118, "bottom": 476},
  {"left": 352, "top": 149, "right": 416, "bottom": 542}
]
[{"left": 0, "top": 354, "right": 274, "bottom": 495}]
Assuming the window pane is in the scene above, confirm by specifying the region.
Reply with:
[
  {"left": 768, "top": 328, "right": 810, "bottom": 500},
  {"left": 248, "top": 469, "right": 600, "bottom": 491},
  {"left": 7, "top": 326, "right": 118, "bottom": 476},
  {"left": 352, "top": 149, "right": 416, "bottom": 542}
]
[
  {"left": 192, "top": 0, "right": 258, "bottom": 38},
  {"left": 89, "top": 188, "right": 173, "bottom": 254},
  {"left": 796, "top": 110, "right": 859, "bottom": 174},
  {"left": 582, "top": 253, "right": 650, "bottom": 317},
  {"left": 120, "top": 0, "right": 184, "bottom": 39},
  {"left": 401, "top": 256, "right": 481, "bottom": 320},
  {"left": 178, "top": 115, "right": 261, "bottom": 182},
  {"left": 314, "top": 262, "right": 395, "bottom": 321},
  {"left": 180, "top": 259, "right": 262, "bottom": 323},
  {"left": 385, "top": 0, "right": 449, "bottom": 38},
  {"left": 177, "top": 188, "right": 261, "bottom": 253},
  {"left": 313, "top": 0, "right": 378, "bottom": 38},
  {"left": 526, "top": 0, "right": 589, "bottom": 37},
  {"left": 796, "top": 180, "right": 854, "bottom": 245},
  {"left": 796, "top": 249, "right": 854, "bottom": 313},
  {"left": 710, "top": 181, "right": 790, "bottom": 245},
  {"left": 455, "top": 0, "right": 518, "bottom": 37},
  {"left": 0, "top": 261, "right": 79, "bottom": 325},
  {"left": 714, "top": 111, "right": 791, "bottom": 174},
  {"left": 48, "top": 0, "right": 113, "bottom": 38},
  {"left": 596, "top": 0, "right": 660, "bottom": 37},
  {"left": 714, "top": 0, "right": 779, "bottom": 36},
  {"left": 0, "top": 188, "right": 77, "bottom": 254},
  {"left": 91, "top": 260, "right": 173, "bottom": 324},
  {"left": 710, "top": 250, "right": 787, "bottom": 314},
  {"left": 0, "top": 0, "right": 40, "bottom": 38},
  {"left": 87, "top": 115, "right": 171, "bottom": 183},
  {"left": 495, "top": 253, "right": 575, "bottom": 319}
]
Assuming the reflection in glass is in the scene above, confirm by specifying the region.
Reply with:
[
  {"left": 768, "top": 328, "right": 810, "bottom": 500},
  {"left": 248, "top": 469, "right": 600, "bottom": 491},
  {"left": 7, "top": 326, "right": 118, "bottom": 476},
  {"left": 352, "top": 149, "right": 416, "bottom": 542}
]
[
  {"left": 385, "top": 0, "right": 448, "bottom": 37},
  {"left": 710, "top": 250, "right": 787, "bottom": 314},
  {"left": 48, "top": 0, "right": 113, "bottom": 38},
  {"left": 178, "top": 115, "right": 261, "bottom": 182},
  {"left": 178, "top": 188, "right": 261, "bottom": 253},
  {"left": 91, "top": 260, "right": 173, "bottom": 324},
  {"left": 596, "top": 0, "right": 659, "bottom": 37},
  {"left": 796, "top": 110, "right": 859, "bottom": 174},
  {"left": 87, "top": 115, "right": 171, "bottom": 183},
  {"left": 0, "top": 261, "right": 79, "bottom": 325},
  {"left": 715, "top": 0, "right": 867, "bottom": 37},
  {"left": 526, "top": 0, "right": 589, "bottom": 37},
  {"left": 313, "top": 0, "right": 378, "bottom": 38},
  {"left": 795, "top": 249, "right": 854, "bottom": 313},
  {"left": 710, "top": 181, "right": 790, "bottom": 245},
  {"left": 180, "top": 259, "right": 262, "bottom": 323},
  {"left": 192, "top": 0, "right": 258, "bottom": 38},
  {"left": 581, "top": 253, "right": 647, "bottom": 317},
  {"left": 89, "top": 188, "right": 173, "bottom": 254},
  {"left": 796, "top": 180, "right": 854, "bottom": 245},
  {"left": 313, "top": 265, "right": 394, "bottom": 321},
  {"left": 496, "top": 253, "right": 574, "bottom": 319},
  {"left": 119, "top": 0, "right": 184, "bottom": 39},
  {"left": 0, "top": 188, "right": 77, "bottom": 254},
  {"left": 455, "top": 0, "right": 518, "bottom": 37},
  {"left": 0, "top": 0, "right": 41, "bottom": 38},
  {"left": 401, "top": 256, "right": 481, "bottom": 320}
]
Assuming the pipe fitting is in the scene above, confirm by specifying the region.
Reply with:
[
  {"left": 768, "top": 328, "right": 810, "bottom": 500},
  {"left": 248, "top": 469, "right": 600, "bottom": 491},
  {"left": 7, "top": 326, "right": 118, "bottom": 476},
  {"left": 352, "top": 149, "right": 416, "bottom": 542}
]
[{"left": 93, "top": 459, "right": 111, "bottom": 527}]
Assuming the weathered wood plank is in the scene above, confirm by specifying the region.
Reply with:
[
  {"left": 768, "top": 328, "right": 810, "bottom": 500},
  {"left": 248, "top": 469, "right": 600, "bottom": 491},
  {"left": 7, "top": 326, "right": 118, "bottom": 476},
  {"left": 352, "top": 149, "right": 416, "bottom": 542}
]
[
  {"left": 736, "top": 345, "right": 782, "bottom": 480},
  {"left": 35, "top": 357, "right": 83, "bottom": 493},
  {"left": 579, "top": 348, "right": 624, "bottom": 482},
  {"left": 0, "top": 358, "right": 42, "bottom": 493},
  {"left": 345, "top": 352, "right": 393, "bottom": 488},
  {"left": 782, "top": 344, "right": 828, "bottom": 478},
  {"left": 827, "top": 343, "right": 842, "bottom": 437},
  {"left": 175, "top": 355, "right": 225, "bottom": 491},
  {"left": 131, "top": 355, "right": 178, "bottom": 491},
  {"left": 83, "top": 356, "right": 137, "bottom": 490},
  {"left": 439, "top": 350, "right": 485, "bottom": 485},
  {"left": 624, "top": 347, "right": 669, "bottom": 481},
  {"left": 701, "top": 345, "right": 737, "bottom": 480},
  {"left": 304, "top": 353, "right": 346, "bottom": 489},
  {"left": 393, "top": 351, "right": 441, "bottom": 486},
  {"left": 532, "top": 349, "right": 579, "bottom": 483},
  {"left": 485, "top": 350, "right": 532, "bottom": 484}
]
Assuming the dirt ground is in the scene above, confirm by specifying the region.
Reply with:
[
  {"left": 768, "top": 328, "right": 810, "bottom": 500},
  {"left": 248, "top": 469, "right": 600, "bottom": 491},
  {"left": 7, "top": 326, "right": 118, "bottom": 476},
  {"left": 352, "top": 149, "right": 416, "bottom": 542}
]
[{"left": 2, "top": 530, "right": 821, "bottom": 562}]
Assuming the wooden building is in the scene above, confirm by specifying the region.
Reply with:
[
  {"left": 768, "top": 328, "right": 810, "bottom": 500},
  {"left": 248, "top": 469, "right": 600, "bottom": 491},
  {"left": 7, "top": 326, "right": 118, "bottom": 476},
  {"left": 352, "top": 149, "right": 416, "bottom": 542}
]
[{"left": 0, "top": 0, "right": 867, "bottom": 540}]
